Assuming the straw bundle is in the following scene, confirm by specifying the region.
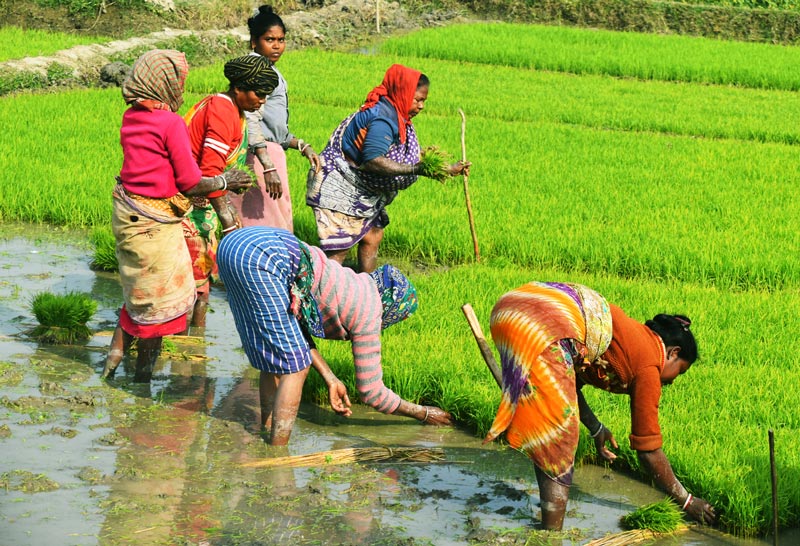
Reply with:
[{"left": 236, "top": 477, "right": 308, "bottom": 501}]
[
  {"left": 241, "top": 446, "right": 446, "bottom": 468},
  {"left": 584, "top": 525, "right": 688, "bottom": 546}
]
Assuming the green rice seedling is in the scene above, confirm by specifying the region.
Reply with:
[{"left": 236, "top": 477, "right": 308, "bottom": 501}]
[
  {"left": 90, "top": 227, "right": 118, "bottom": 272},
  {"left": 380, "top": 23, "right": 800, "bottom": 92},
  {"left": 29, "top": 291, "right": 97, "bottom": 344},
  {"left": 0, "top": 26, "right": 111, "bottom": 63},
  {"left": 621, "top": 498, "right": 683, "bottom": 533},
  {"left": 418, "top": 146, "right": 451, "bottom": 183}
]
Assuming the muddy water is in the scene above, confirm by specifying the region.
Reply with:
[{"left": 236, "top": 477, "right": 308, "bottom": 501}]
[{"left": 0, "top": 224, "right": 794, "bottom": 546}]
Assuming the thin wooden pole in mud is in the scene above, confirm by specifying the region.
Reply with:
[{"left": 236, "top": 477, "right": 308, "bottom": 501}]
[
  {"left": 770, "top": 429, "right": 779, "bottom": 546},
  {"left": 458, "top": 109, "right": 480, "bottom": 262},
  {"left": 461, "top": 303, "right": 501, "bottom": 388}
]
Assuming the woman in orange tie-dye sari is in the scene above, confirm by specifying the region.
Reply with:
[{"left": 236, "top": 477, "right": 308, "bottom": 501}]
[{"left": 485, "top": 281, "right": 716, "bottom": 530}]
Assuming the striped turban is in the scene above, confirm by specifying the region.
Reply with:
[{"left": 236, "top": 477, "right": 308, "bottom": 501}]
[
  {"left": 122, "top": 49, "right": 188, "bottom": 112},
  {"left": 223, "top": 55, "right": 279, "bottom": 96}
]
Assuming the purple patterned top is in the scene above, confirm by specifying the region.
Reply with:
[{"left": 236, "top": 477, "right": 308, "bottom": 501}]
[{"left": 306, "top": 111, "right": 421, "bottom": 219}]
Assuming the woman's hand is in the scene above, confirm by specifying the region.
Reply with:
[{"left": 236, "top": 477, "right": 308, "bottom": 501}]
[
  {"left": 328, "top": 380, "right": 352, "bottom": 417},
  {"left": 224, "top": 169, "right": 254, "bottom": 194},
  {"left": 263, "top": 169, "right": 282, "bottom": 200},
  {"left": 593, "top": 425, "right": 619, "bottom": 462},
  {"left": 421, "top": 406, "right": 453, "bottom": 426},
  {"left": 684, "top": 496, "right": 717, "bottom": 526},
  {"left": 301, "top": 144, "right": 321, "bottom": 174},
  {"left": 447, "top": 161, "right": 471, "bottom": 177}
]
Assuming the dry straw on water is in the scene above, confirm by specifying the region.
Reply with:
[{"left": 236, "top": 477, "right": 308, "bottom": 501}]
[{"left": 241, "top": 447, "right": 446, "bottom": 468}]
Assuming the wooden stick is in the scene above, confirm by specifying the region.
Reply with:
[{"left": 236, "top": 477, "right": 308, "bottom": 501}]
[
  {"left": 461, "top": 303, "right": 501, "bottom": 388},
  {"left": 770, "top": 429, "right": 779, "bottom": 546},
  {"left": 458, "top": 109, "right": 480, "bottom": 262}
]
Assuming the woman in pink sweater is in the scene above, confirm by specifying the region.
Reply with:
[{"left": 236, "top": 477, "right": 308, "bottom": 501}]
[
  {"left": 102, "top": 49, "right": 251, "bottom": 383},
  {"left": 216, "top": 226, "right": 452, "bottom": 445}
]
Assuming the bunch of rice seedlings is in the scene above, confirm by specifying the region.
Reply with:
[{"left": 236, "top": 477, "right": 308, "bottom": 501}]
[
  {"left": 229, "top": 163, "right": 258, "bottom": 195},
  {"left": 418, "top": 146, "right": 452, "bottom": 183},
  {"left": 89, "top": 227, "right": 118, "bottom": 272},
  {"left": 621, "top": 498, "right": 684, "bottom": 533},
  {"left": 29, "top": 291, "right": 97, "bottom": 344}
]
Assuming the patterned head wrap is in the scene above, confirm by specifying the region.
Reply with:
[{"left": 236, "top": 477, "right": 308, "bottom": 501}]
[
  {"left": 369, "top": 265, "right": 418, "bottom": 329},
  {"left": 122, "top": 49, "right": 188, "bottom": 112},
  {"left": 224, "top": 55, "right": 279, "bottom": 96},
  {"left": 361, "top": 64, "right": 423, "bottom": 144}
]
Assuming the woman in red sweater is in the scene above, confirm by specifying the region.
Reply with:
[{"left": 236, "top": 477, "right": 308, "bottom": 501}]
[
  {"left": 102, "top": 49, "right": 252, "bottom": 383},
  {"left": 182, "top": 54, "right": 278, "bottom": 329},
  {"left": 485, "top": 281, "right": 717, "bottom": 530}
]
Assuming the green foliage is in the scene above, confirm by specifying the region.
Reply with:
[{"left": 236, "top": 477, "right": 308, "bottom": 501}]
[
  {"left": 0, "top": 26, "right": 111, "bottom": 62},
  {"left": 621, "top": 498, "right": 683, "bottom": 533},
  {"left": 462, "top": 0, "right": 800, "bottom": 45},
  {"left": 417, "top": 146, "right": 451, "bottom": 183},
  {"left": 35, "top": 0, "right": 147, "bottom": 18},
  {"left": 381, "top": 23, "right": 800, "bottom": 91},
  {"left": 90, "top": 226, "right": 118, "bottom": 272},
  {"left": 29, "top": 291, "right": 97, "bottom": 344}
]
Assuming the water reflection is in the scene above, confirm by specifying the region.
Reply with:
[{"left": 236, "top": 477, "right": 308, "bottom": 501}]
[{"left": 0, "top": 225, "right": 792, "bottom": 546}]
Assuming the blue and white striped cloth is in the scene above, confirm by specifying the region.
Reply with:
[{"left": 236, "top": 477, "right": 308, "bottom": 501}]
[{"left": 217, "top": 227, "right": 311, "bottom": 374}]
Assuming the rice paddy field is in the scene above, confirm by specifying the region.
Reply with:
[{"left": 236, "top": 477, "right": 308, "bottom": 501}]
[
  {"left": 0, "top": 26, "right": 111, "bottom": 62},
  {"left": 2, "top": 21, "right": 800, "bottom": 539}
]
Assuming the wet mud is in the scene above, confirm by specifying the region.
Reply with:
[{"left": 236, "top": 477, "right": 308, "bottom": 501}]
[{"left": 0, "top": 224, "right": 795, "bottom": 546}]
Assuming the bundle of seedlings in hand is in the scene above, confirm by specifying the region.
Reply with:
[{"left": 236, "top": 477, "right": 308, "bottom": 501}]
[
  {"left": 29, "top": 291, "right": 97, "bottom": 344},
  {"left": 418, "top": 146, "right": 451, "bottom": 183},
  {"left": 229, "top": 165, "right": 258, "bottom": 195},
  {"left": 621, "top": 498, "right": 684, "bottom": 533}
]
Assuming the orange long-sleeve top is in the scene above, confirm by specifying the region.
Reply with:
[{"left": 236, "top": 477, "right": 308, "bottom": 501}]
[{"left": 581, "top": 304, "right": 666, "bottom": 452}]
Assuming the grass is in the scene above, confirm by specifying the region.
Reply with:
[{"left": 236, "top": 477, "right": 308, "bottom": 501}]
[
  {"left": 380, "top": 22, "right": 800, "bottom": 91},
  {"left": 0, "top": 26, "right": 112, "bottom": 62},
  {"left": 29, "top": 291, "right": 97, "bottom": 344},
  {"left": 621, "top": 498, "right": 684, "bottom": 533}
]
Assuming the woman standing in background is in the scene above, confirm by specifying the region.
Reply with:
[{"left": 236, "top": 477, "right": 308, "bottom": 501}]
[{"left": 229, "top": 5, "right": 321, "bottom": 231}]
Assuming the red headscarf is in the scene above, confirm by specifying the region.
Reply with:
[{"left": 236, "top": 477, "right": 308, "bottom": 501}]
[{"left": 361, "top": 64, "right": 422, "bottom": 144}]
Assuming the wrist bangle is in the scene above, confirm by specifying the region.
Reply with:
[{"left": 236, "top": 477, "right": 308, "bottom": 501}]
[
  {"left": 263, "top": 167, "right": 277, "bottom": 174},
  {"left": 421, "top": 407, "right": 429, "bottom": 423},
  {"left": 221, "top": 225, "right": 238, "bottom": 234},
  {"left": 297, "top": 139, "right": 306, "bottom": 153},
  {"left": 299, "top": 144, "right": 310, "bottom": 155},
  {"left": 217, "top": 174, "right": 227, "bottom": 192},
  {"left": 591, "top": 423, "right": 604, "bottom": 438},
  {"left": 682, "top": 494, "right": 693, "bottom": 510}
]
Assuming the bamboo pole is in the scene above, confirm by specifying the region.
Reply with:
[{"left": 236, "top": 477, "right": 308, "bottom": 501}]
[
  {"left": 770, "top": 429, "right": 779, "bottom": 546},
  {"left": 376, "top": 0, "right": 380, "bottom": 33},
  {"left": 458, "top": 109, "right": 480, "bottom": 262},
  {"left": 461, "top": 303, "right": 502, "bottom": 388}
]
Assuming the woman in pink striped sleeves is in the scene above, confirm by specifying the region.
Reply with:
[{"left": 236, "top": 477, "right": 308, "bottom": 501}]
[{"left": 217, "top": 226, "right": 453, "bottom": 445}]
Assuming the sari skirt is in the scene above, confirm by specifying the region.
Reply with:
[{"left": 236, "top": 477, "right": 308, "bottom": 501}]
[
  {"left": 485, "top": 282, "right": 612, "bottom": 486},
  {"left": 112, "top": 185, "right": 195, "bottom": 337}
]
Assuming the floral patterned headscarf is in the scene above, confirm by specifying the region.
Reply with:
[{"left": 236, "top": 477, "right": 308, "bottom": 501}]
[
  {"left": 290, "top": 243, "right": 324, "bottom": 339},
  {"left": 369, "top": 265, "right": 418, "bottom": 329}
]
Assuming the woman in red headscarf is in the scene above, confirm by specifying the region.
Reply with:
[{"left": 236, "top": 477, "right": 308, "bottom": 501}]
[{"left": 306, "top": 64, "right": 469, "bottom": 273}]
